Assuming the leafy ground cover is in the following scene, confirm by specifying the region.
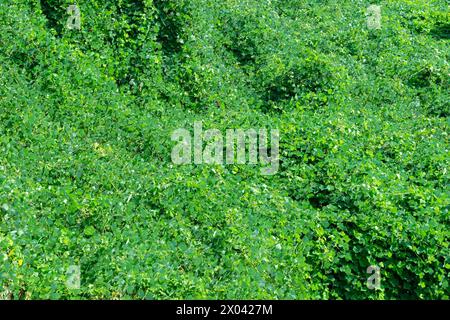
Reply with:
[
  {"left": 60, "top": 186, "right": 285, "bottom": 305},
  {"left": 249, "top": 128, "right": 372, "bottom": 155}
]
[{"left": 0, "top": 0, "right": 449, "bottom": 299}]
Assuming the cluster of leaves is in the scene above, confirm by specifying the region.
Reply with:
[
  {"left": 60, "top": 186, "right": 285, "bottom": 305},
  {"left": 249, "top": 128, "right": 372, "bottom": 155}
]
[{"left": 0, "top": 0, "right": 448, "bottom": 299}]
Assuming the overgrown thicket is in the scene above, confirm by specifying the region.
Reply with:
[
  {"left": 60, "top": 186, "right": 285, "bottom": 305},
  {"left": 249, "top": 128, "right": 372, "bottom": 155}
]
[{"left": 0, "top": 0, "right": 449, "bottom": 299}]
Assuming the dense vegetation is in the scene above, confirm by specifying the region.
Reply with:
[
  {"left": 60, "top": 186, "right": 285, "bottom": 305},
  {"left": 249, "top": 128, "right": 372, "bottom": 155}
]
[{"left": 0, "top": 0, "right": 449, "bottom": 299}]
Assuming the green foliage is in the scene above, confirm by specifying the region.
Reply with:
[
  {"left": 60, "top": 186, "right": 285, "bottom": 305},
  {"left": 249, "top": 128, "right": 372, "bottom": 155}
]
[{"left": 0, "top": 0, "right": 448, "bottom": 299}]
